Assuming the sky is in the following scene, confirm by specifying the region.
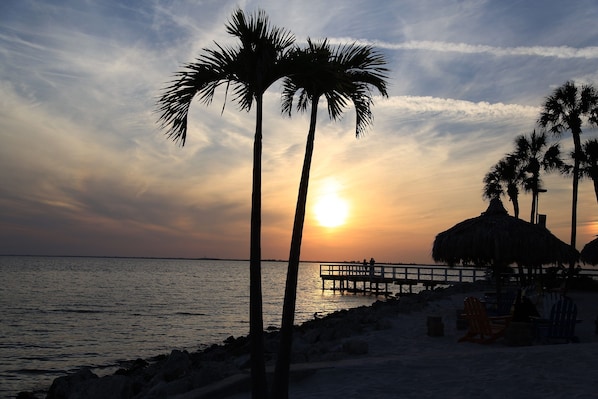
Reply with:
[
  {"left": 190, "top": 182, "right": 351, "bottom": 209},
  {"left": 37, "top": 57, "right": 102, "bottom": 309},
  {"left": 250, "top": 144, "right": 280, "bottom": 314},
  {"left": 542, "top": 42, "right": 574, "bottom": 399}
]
[{"left": 1, "top": 0, "right": 598, "bottom": 264}]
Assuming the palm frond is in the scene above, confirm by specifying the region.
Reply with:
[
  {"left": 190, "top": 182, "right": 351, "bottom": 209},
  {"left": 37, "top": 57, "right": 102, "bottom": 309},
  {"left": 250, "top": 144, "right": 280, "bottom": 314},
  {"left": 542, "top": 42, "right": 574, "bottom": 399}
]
[
  {"left": 156, "top": 8, "right": 296, "bottom": 145},
  {"left": 280, "top": 38, "right": 388, "bottom": 138}
]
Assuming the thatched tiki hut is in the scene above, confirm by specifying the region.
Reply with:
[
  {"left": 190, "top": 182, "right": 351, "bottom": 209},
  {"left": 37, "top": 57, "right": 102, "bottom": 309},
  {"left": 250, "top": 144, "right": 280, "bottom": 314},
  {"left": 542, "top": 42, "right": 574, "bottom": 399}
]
[
  {"left": 581, "top": 237, "right": 598, "bottom": 265},
  {"left": 432, "top": 198, "right": 578, "bottom": 288}
]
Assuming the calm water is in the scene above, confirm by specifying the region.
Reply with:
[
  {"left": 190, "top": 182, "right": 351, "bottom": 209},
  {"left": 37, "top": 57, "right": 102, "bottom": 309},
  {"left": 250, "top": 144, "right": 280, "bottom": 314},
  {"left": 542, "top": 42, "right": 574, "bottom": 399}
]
[{"left": 0, "top": 256, "right": 391, "bottom": 398}]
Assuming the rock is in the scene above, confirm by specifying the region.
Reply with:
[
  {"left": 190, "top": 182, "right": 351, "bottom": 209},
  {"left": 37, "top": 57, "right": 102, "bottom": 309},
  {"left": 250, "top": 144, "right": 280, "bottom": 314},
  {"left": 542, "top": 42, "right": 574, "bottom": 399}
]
[
  {"left": 46, "top": 371, "right": 133, "bottom": 399},
  {"left": 375, "top": 318, "right": 392, "bottom": 330},
  {"left": 16, "top": 392, "right": 39, "bottom": 399},
  {"left": 342, "top": 339, "right": 369, "bottom": 355},
  {"left": 162, "top": 350, "right": 191, "bottom": 381},
  {"left": 80, "top": 375, "right": 133, "bottom": 399},
  {"left": 46, "top": 368, "right": 98, "bottom": 399}
]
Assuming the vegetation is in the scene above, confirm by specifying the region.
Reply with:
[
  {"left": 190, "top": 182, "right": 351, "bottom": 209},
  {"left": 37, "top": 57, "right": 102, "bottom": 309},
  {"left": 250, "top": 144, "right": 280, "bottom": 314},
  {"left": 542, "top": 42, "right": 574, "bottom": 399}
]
[
  {"left": 272, "top": 39, "right": 388, "bottom": 398},
  {"left": 156, "top": 10, "right": 388, "bottom": 399},
  {"left": 576, "top": 138, "right": 598, "bottom": 204},
  {"left": 156, "top": 9, "right": 295, "bottom": 398},
  {"left": 538, "top": 81, "right": 598, "bottom": 249},
  {"left": 483, "top": 154, "right": 525, "bottom": 218},
  {"left": 514, "top": 130, "right": 563, "bottom": 223},
  {"left": 481, "top": 81, "right": 598, "bottom": 282},
  {"left": 483, "top": 131, "right": 563, "bottom": 223}
]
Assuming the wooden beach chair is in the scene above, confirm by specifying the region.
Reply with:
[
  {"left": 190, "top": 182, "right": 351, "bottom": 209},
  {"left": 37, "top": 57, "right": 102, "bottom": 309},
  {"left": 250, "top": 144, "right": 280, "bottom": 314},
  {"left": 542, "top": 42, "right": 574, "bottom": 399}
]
[
  {"left": 539, "top": 291, "right": 562, "bottom": 319},
  {"left": 534, "top": 297, "right": 579, "bottom": 343},
  {"left": 458, "top": 296, "right": 511, "bottom": 344},
  {"left": 485, "top": 290, "right": 516, "bottom": 317}
]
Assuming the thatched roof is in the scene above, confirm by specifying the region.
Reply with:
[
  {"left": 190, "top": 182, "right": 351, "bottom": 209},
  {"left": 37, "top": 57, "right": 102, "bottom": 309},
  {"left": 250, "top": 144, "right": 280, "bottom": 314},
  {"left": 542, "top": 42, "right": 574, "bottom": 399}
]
[
  {"left": 581, "top": 237, "right": 598, "bottom": 265},
  {"left": 432, "top": 198, "right": 578, "bottom": 267}
]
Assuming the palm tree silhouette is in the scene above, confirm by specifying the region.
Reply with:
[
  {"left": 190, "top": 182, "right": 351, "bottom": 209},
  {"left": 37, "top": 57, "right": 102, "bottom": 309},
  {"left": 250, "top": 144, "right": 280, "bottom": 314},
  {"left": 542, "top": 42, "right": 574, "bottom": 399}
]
[
  {"left": 513, "top": 130, "right": 563, "bottom": 223},
  {"left": 483, "top": 155, "right": 525, "bottom": 218},
  {"left": 577, "top": 139, "right": 598, "bottom": 205},
  {"left": 539, "top": 81, "right": 598, "bottom": 250},
  {"left": 271, "top": 39, "right": 388, "bottom": 399},
  {"left": 155, "top": 9, "right": 295, "bottom": 398}
]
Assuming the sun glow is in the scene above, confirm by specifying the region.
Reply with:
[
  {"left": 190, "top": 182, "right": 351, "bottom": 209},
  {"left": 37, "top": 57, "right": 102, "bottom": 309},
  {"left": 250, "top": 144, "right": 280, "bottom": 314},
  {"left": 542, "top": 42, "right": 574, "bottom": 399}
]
[{"left": 313, "top": 180, "right": 349, "bottom": 228}]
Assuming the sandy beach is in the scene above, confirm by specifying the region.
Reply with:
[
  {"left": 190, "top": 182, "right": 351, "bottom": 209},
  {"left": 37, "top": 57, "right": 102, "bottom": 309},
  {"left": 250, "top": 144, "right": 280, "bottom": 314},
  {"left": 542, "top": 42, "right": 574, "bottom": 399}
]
[{"left": 215, "top": 288, "right": 598, "bottom": 399}]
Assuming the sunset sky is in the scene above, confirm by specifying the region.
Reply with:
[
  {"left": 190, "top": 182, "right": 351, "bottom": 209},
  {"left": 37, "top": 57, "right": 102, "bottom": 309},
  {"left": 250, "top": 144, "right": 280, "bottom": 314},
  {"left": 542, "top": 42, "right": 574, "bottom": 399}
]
[{"left": 2, "top": 0, "right": 598, "bottom": 264}]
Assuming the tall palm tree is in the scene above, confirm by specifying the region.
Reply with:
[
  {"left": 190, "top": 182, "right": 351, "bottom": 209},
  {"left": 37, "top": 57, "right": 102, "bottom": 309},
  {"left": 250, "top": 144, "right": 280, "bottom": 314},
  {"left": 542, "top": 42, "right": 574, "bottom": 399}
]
[
  {"left": 514, "top": 130, "right": 563, "bottom": 223},
  {"left": 578, "top": 139, "right": 598, "bottom": 204},
  {"left": 483, "top": 155, "right": 525, "bottom": 218},
  {"left": 271, "top": 39, "right": 388, "bottom": 399},
  {"left": 539, "top": 81, "right": 598, "bottom": 250},
  {"left": 156, "top": 9, "right": 295, "bottom": 398}
]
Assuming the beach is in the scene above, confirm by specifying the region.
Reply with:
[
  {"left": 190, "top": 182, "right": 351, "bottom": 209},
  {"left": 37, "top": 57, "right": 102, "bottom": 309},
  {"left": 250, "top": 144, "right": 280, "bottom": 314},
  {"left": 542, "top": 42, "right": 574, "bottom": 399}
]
[
  {"left": 37, "top": 282, "right": 598, "bottom": 399},
  {"left": 215, "top": 287, "right": 598, "bottom": 399}
]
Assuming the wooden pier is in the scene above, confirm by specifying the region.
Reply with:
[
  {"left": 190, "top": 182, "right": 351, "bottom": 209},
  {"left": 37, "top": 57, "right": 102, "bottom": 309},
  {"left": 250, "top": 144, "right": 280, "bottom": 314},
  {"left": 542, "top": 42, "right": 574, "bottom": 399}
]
[{"left": 320, "top": 263, "right": 488, "bottom": 295}]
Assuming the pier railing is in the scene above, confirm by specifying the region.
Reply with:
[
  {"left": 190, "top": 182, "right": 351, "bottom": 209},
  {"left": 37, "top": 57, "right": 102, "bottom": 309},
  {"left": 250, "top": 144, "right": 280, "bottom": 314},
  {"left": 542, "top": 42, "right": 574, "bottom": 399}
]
[
  {"left": 320, "top": 263, "right": 487, "bottom": 283},
  {"left": 319, "top": 263, "right": 489, "bottom": 294}
]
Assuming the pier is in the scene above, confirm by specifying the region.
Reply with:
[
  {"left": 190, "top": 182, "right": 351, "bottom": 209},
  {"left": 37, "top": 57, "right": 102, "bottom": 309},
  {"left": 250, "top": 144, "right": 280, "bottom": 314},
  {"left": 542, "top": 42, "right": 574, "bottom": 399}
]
[{"left": 320, "top": 263, "right": 488, "bottom": 295}]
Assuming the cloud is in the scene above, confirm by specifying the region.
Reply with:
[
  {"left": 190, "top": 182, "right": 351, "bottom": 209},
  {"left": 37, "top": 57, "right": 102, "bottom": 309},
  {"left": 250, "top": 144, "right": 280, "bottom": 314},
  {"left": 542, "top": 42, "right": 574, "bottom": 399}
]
[
  {"left": 381, "top": 95, "right": 539, "bottom": 121},
  {"left": 1, "top": 0, "right": 598, "bottom": 262},
  {"left": 329, "top": 38, "right": 598, "bottom": 59}
]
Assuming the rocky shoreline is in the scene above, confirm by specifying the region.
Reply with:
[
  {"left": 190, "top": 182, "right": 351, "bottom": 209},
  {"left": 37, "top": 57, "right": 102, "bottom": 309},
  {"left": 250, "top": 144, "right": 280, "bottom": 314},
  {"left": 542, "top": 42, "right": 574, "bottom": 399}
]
[{"left": 18, "top": 281, "right": 491, "bottom": 399}]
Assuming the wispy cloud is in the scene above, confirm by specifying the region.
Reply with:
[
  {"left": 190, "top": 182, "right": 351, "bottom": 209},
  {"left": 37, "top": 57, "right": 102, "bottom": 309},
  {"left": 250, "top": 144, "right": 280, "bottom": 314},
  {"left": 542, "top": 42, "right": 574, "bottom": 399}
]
[
  {"left": 381, "top": 95, "right": 540, "bottom": 120},
  {"left": 330, "top": 38, "right": 598, "bottom": 59}
]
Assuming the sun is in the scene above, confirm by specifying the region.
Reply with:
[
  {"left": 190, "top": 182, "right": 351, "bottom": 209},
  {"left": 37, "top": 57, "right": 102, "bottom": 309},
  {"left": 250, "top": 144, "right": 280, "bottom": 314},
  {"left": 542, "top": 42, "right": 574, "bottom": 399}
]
[{"left": 314, "top": 193, "right": 349, "bottom": 228}]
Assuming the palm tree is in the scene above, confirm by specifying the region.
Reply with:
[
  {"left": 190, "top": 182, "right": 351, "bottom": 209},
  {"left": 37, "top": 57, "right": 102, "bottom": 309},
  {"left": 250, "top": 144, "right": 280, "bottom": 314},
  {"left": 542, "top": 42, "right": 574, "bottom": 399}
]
[
  {"left": 483, "top": 155, "right": 525, "bottom": 218},
  {"left": 156, "top": 9, "right": 295, "bottom": 398},
  {"left": 482, "top": 168, "right": 503, "bottom": 201},
  {"left": 513, "top": 130, "right": 563, "bottom": 223},
  {"left": 538, "top": 81, "right": 598, "bottom": 250},
  {"left": 578, "top": 139, "right": 598, "bottom": 204},
  {"left": 271, "top": 39, "right": 388, "bottom": 399}
]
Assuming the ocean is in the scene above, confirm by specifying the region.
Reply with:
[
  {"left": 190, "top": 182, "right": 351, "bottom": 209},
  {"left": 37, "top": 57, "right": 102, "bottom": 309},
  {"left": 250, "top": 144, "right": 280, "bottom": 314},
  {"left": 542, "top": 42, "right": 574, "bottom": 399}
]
[{"left": 0, "top": 256, "right": 397, "bottom": 398}]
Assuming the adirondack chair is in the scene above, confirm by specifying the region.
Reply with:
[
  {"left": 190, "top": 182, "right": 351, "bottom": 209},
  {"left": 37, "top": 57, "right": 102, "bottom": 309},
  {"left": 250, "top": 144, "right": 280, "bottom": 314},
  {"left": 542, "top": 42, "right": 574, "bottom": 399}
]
[
  {"left": 534, "top": 297, "right": 579, "bottom": 343},
  {"left": 539, "top": 291, "right": 562, "bottom": 319},
  {"left": 485, "top": 290, "right": 517, "bottom": 317},
  {"left": 458, "top": 296, "right": 511, "bottom": 344}
]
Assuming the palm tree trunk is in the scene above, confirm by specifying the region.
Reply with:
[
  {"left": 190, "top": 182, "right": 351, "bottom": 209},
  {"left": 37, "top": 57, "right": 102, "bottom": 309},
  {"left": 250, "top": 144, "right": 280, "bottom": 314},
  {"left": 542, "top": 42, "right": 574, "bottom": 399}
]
[
  {"left": 593, "top": 178, "right": 598, "bottom": 205},
  {"left": 571, "top": 132, "right": 582, "bottom": 249},
  {"left": 507, "top": 185, "right": 520, "bottom": 218},
  {"left": 530, "top": 189, "right": 537, "bottom": 224},
  {"left": 250, "top": 96, "right": 267, "bottom": 399},
  {"left": 271, "top": 100, "right": 319, "bottom": 399},
  {"left": 568, "top": 131, "right": 582, "bottom": 278}
]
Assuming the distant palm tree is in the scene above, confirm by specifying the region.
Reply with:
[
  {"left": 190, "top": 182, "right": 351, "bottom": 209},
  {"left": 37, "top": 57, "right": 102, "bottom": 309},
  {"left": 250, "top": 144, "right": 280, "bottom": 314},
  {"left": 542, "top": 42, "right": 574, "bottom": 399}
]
[
  {"left": 513, "top": 130, "right": 563, "bottom": 223},
  {"left": 271, "top": 39, "right": 388, "bottom": 399},
  {"left": 578, "top": 139, "right": 598, "bottom": 204},
  {"left": 156, "top": 9, "right": 295, "bottom": 398},
  {"left": 539, "top": 81, "right": 598, "bottom": 249},
  {"left": 483, "top": 155, "right": 525, "bottom": 218},
  {"left": 482, "top": 168, "right": 503, "bottom": 201}
]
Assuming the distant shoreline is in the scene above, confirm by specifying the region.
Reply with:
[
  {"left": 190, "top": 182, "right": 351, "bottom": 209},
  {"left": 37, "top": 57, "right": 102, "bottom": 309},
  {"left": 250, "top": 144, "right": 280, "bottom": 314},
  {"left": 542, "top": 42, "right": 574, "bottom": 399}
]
[{"left": 0, "top": 254, "right": 439, "bottom": 266}]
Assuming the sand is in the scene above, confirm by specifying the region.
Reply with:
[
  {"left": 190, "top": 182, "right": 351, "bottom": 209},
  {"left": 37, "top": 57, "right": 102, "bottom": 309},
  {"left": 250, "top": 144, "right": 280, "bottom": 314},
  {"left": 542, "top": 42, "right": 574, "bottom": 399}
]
[{"left": 216, "top": 289, "right": 598, "bottom": 399}]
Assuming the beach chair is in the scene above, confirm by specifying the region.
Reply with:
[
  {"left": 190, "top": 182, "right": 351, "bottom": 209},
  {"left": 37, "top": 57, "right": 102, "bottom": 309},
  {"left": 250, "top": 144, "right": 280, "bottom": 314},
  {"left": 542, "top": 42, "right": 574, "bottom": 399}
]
[
  {"left": 485, "top": 290, "right": 516, "bottom": 317},
  {"left": 458, "top": 296, "right": 511, "bottom": 344},
  {"left": 539, "top": 291, "right": 562, "bottom": 319},
  {"left": 534, "top": 297, "right": 579, "bottom": 343}
]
